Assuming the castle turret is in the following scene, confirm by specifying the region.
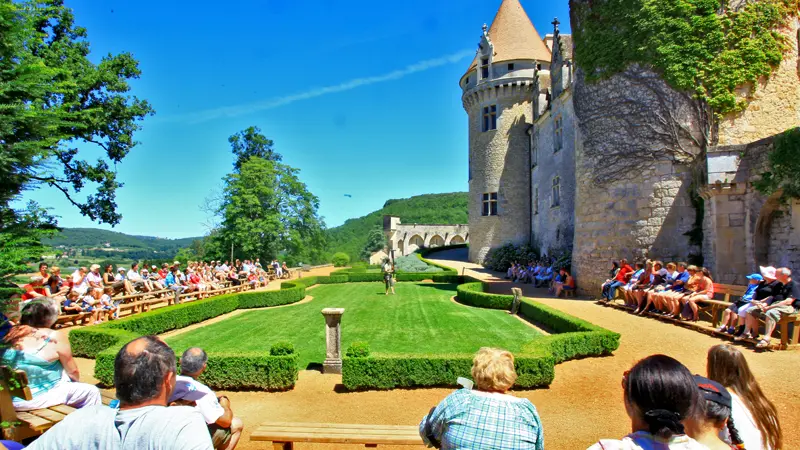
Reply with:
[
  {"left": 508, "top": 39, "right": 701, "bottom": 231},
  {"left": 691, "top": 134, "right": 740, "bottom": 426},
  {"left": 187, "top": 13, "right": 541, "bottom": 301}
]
[{"left": 461, "top": 0, "right": 551, "bottom": 263}]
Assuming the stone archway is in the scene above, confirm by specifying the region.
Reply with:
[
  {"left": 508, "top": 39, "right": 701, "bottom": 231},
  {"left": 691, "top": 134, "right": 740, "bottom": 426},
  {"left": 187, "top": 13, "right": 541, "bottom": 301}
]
[
  {"left": 397, "top": 239, "right": 404, "bottom": 256},
  {"left": 754, "top": 194, "right": 782, "bottom": 267},
  {"left": 448, "top": 235, "right": 465, "bottom": 245},
  {"left": 408, "top": 234, "right": 424, "bottom": 253},
  {"left": 429, "top": 235, "right": 445, "bottom": 247}
]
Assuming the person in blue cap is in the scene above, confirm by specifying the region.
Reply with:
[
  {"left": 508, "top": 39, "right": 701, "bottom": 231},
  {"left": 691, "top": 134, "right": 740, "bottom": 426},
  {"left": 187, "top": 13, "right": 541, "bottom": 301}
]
[{"left": 717, "top": 273, "right": 762, "bottom": 335}]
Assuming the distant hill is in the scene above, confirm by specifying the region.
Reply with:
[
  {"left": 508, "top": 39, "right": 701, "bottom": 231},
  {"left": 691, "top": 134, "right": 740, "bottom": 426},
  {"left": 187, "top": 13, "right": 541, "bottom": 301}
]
[
  {"left": 43, "top": 228, "right": 201, "bottom": 260},
  {"left": 327, "top": 192, "right": 468, "bottom": 261}
]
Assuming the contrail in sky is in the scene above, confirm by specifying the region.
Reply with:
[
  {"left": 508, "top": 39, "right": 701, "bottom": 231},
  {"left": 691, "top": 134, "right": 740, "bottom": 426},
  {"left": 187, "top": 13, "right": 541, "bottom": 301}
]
[{"left": 169, "top": 49, "right": 475, "bottom": 124}]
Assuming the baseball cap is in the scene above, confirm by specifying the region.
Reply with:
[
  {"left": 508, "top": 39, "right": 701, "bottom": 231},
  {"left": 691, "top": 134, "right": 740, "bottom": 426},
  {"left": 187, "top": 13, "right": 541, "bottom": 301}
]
[
  {"left": 693, "top": 375, "right": 731, "bottom": 408},
  {"left": 151, "top": 265, "right": 158, "bottom": 270},
  {"left": 174, "top": 261, "right": 180, "bottom": 265},
  {"left": 90, "top": 264, "right": 100, "bottom": 271},
  {"left": 745, "top": 273, "right": 764, "bottom": 281},
  {"left": 118, "top": 267, "right": 125, "bottom": 272},
  {"left": 759, "top": 266, "right": 776, "bottom": 279}
]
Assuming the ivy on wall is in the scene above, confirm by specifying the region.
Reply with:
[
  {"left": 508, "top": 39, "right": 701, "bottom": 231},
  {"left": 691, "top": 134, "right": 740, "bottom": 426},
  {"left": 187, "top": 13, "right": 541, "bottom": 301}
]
[
  {"left": 754, "top": 127, "right": 800, "bottom": 201},
  {"left": 571, "top": 0, "right": 797, "bottom": 116}
]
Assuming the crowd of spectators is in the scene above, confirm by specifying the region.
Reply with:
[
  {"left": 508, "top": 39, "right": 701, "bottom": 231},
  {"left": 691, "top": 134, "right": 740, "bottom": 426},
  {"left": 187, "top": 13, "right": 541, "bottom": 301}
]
[
  {"left": 17, "top": 259, "right": 290, "bottom": 324},
  {"left": 599, "top": 258, "right": 798, "bottom": 350},
  {"left": 505, "top": 260, "right": 576, "bottom": 297}
]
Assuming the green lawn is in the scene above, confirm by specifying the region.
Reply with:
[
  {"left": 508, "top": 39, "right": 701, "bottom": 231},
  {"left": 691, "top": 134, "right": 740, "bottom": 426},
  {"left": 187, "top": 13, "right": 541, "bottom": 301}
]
[{"left": 166, "top": 282, "right": 542, "bottom": 368}]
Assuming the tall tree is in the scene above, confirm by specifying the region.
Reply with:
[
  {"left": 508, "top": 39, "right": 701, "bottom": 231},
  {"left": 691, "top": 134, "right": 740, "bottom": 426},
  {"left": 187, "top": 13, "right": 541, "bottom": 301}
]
[
  {"left": 360, "top": 228, "right": 387, "bottom": 261},
  {"left": 0, "top": 0, "right": 153, "bottom": 280},
  {"left": 0, "top": 0, "right": 154, "bottom": 225},
  {"left": 229, "top": 126, "right": 281, "bottom": 171}
]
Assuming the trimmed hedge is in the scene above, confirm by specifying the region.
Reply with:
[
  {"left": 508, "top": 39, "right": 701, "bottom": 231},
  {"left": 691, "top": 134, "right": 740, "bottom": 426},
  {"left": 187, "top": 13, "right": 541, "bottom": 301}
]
[
  {"left": 95, "top": 349, "right": 298, "bottom": 390},
  {"left": 456, "top": 282, "right": 513, "bottom": 309},
  {"left": 342, "top": 281, "right": 619, "bottom": 390},
  {"left": 342, "top": 351, "right": 554, "bottom": 390}
]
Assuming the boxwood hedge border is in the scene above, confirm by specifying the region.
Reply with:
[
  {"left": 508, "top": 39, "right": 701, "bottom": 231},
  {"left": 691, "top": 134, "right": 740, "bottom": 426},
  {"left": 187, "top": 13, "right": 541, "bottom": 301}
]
[
  {"left": 71, "top": 251, "right": 618, "bottom": 392},
  {"left": 341, "top": 279, "right": 620, "bottom": 390}
]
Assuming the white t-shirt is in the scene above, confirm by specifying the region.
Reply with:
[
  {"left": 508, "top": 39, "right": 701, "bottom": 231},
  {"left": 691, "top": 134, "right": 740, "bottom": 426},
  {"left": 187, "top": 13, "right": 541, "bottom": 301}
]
[
  {"left": 727, "top": 391, "right": 768, "bottom": 450},
  {"left": 72, "top": 271, "right": 89, "bottom": 293},
  {"left": 27, "top": 404, "right": 212, "bottom": 450},
  {"left": 128, "top": 270, "right": 143, "bottom": 282},
  {"left": 169, "top": 375, "right": 225, "bottom": 425},
  {"left": 87, "top": 271, "right": 103, "bottom": 286}
]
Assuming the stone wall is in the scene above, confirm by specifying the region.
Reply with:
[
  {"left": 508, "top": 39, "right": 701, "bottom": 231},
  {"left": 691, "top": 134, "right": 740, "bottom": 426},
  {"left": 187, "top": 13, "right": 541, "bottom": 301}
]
[
  {"left": 571, "top": 65, "right": 705, "bottom": 294},
  {"left": 717, "top": 21, "right": 800, "bottom": 146},
  {"left": 384, "top": 216, "right": 469, "bottom": 257},
  {"left": 702, "top": 135, "right": 800, "bottom": 283},
  {"left": 531, "top": 89, "right": 576, "bottom": 257},
  {"left": 464, "top": 81, "right": 534, "bottom": 263}
]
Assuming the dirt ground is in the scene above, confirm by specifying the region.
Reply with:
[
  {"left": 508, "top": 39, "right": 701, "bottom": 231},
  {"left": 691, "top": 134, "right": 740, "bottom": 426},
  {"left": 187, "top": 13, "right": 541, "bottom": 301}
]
[{"left": 72, "top": 260, "right": 799, "bottom": 449}]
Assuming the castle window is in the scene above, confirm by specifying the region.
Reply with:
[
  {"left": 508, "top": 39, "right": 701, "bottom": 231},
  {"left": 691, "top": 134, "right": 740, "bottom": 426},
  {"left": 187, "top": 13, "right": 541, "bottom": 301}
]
[
  {"left": 551, "top": 176, "right": 561, "bottom": 207},
  {"left": 554, "top": 115, "right": 563, "bottom": 153},
  {"left": 534, "top": 188, "right": 539, "bottom": 215},
  {"left": 481, "top": 58, "right": 489, "bottom": 79},
  {"left": 482, "top": 192, "right": 498, "bottom": 216},
  {"left": 482, "top": 105, "right": 497, "bottom": 132},
  {"left": 507, "top": 63, "right": 514, "bottom": 71}
]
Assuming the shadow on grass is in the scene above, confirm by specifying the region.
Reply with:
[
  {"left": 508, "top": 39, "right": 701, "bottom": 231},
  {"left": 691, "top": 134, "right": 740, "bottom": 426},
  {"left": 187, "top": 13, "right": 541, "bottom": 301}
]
[{"left": 410, "top": 282, "right": 459, "bottom": 293}]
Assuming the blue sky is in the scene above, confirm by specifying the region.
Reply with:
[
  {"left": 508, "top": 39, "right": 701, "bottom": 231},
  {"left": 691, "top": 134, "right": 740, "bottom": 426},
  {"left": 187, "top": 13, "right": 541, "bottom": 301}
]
[{"left": 25, "top": 0, "right": 571, "bottom": 238}]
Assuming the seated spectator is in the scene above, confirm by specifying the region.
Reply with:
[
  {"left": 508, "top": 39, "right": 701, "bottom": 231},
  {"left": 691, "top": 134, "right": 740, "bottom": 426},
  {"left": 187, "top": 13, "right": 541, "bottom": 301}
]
[
  {"left": 601, "top": 258, "right": 633, "bottom": 302},
  {"left": 1, "top": 300, "right": 101, "bottom": 411},
  {"left": 636, "top": 261, "right": 666, "bottom": 314},
  {"left": 281, "top": 262, "right": 289, "bottom": 278},
  {"left": 600, "top": 261, "right": 621, "bottom": 295},
  {"left": 82, "top": 288, "right": 107, "bottom": 324},
  {"left": 621, "top": 262, "right": 645, "bottom": 309},
  {"left": 419, "top": 347, "right": 543, "bottom": 450},
  {"left": 21, "top": 276, "right": 48, "bottom": 305},
  {"left": 648, "top": 262, "right": 677, "bottom": 314},
  {"left": 27, "top": 336, "right": 213, "bottom": 449},
  {"left": 37, "top": 262, "right": 51, "bottom": 286},
  {"left": 553, "top": 268, "right": 575, "bottom": 297},
  {"left": 70, "top": 266, "right": 89, "bottom": 297},
  {"left": 115, "top": 267, "right": 135, "bottom": 295},
  {"left": 684, "top": 375, "right": 743, "bottom": 450},
  {"left": 165, "top": 267, "right": 186, "bottom": 304},
  {"left": 706, "top": 344, "right": 782, "bottom": 450},
  {"left": 718, "top": 273, "right": 761, "bottom": 334},
  {"left": 656, "top": 262, "right": 690, "bottom": 319},
  {"left": 62, "top": 291, "right": 84, "bottom": 316},
  {"left": 170, "top": 348, "right": 243, "bottom": 450},
  {"left": 127, "top": 263, "right": 149, "bottom": 292},
  {"left": 746, "top": 267, "right": 798, "bottom": 349},
  {"left": 100, "top": 286, "right": 119, "bottom": 320},
  {"left": 534, "top": 265, "right": 553, "bottom": 288},
  {"left": 683, "top": 267, "right": 714, "bottom": 322},
  {"left": 45, "top": 267, "right": 70, "bottom": 302},
  {"left": 588, "top": 354, "right": 704, "bottom": 450},
  {"left": 736, "top": 266, "right": 782, "bottom": 341}
]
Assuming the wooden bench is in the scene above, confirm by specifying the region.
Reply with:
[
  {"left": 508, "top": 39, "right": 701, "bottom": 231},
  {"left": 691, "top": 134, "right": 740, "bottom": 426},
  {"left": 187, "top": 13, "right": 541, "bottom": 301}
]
[
  {"left": 697, "top": 283, "right": 748, "bottom": 328},
  {"left": 250, "top": 422, "right": 422, "bottom": 449},
  {"left": 0, "top": 366, "right": 77, "bottom": 441}
]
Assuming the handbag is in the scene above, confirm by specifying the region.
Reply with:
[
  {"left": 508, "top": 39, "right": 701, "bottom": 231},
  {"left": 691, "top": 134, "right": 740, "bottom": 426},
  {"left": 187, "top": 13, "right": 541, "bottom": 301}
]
[{"left": 423, "top": 406, "right": 441, "bottom": 449}]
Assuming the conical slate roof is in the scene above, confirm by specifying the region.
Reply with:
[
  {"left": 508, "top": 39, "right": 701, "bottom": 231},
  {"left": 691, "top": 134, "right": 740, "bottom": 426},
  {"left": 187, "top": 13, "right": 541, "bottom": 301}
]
[{"left": 465, "top": 0, "right": 552, "bottom": 74}]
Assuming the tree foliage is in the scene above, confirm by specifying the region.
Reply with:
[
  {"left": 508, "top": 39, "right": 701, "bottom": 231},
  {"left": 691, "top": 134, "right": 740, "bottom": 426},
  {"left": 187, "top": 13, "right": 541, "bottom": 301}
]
[
  {"left": 360, "top": 228, "right": 387, "bottom": 261},
  {"left": 754, "top": 127, "right": 800, "bottom": 202},
  {"left": 0, "top": 0, "right": 154, "bottom": 225},
  {"left": 571, "top": 0, "right": 796, "bottom": 116},
  {"left": 205, "top": 128, "right": 326, "bottom": 265},
  {"left": 0, "top": 202, "right": 57, "bottom": 281},
  {"left": 331, "top": 252, "right": 350, "bottom": 267},
  {"left": 229, "top": 126, "right": 281, "bottom": 171},
  {"left": 326, "top": 193, "right": 467, "bottom": 262}
]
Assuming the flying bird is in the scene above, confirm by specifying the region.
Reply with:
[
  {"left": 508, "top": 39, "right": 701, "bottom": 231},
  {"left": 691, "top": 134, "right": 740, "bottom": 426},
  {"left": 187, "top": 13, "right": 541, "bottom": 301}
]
[{"left": 344, "top": 194, "right": 352, "bottom": 198}]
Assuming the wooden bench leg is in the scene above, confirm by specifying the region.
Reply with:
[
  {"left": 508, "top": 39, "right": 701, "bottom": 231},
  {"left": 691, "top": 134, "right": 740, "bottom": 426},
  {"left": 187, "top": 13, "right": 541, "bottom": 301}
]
[
  {"left": 792, "top": 320, "right": 800, "bottom": 346},
  {"left": 711, "top": 305, "right": 720, "bottom": 328},
  {"left": 272, "top": 442, "right": 293, "bottom": 450},
  {"left": 780, "top": 319, "right": 790, "bottom": 348}
]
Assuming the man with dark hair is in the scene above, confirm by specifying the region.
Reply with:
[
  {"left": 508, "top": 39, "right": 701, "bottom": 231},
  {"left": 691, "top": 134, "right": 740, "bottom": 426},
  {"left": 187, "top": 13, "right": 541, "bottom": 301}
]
[
  {"left": 28, "top": 336, "right": 212, "bottom": 449},
  {"left": 170, "top": 348, "right": 243, "bottom": 450}
]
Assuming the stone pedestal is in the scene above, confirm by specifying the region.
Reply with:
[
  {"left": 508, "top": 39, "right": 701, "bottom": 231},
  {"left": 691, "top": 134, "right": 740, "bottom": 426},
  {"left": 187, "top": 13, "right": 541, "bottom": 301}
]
[{"left": 321, "top": 308, "right": 345, "bottom": 374}]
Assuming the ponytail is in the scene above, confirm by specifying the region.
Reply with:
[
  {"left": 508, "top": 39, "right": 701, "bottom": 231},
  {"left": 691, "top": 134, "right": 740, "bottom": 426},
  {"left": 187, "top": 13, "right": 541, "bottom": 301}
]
[
  {"left": 726, "top": 414, "right": 745, "bottom": 450},
  {"left": 644, "top": 409, "right": 685, "bottom": 438}
]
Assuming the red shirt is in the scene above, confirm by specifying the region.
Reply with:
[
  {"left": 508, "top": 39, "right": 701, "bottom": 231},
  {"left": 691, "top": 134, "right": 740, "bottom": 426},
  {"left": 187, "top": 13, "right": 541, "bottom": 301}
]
[
  {"left": 22, "top": 284, "right": 46, "bottom": 301},
  {"left": 158, "top": 269, "right": 167, "bottom": 279},
  {"left": 615, "top": 265, "right": 633, "bottom": 283}
]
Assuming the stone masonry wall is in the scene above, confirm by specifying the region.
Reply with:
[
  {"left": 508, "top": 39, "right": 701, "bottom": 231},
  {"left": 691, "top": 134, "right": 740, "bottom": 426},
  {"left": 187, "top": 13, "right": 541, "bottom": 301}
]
[
  {"left": 717, "top": 21, "right": 800, "bottom": 146},
  {"left": 571, "top": 66, "right": 705, "bottom": 295},
  {"left": 464, "top": 82, "right": 533, "bottom": 263},
  {"left": 531, "top": 90, "right": 576, "bottom": 257}
]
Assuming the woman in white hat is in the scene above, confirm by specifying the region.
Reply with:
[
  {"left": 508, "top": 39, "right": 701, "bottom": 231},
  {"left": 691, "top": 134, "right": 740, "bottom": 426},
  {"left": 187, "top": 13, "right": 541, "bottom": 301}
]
[{"left": 735, "top": 266, "right": 783, "bottom": 341}]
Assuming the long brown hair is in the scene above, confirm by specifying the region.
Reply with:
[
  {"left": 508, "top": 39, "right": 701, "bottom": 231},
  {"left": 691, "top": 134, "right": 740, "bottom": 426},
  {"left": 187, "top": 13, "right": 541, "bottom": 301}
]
[{"left": 707, "top": 344, "right": 782, "bottom": 449}]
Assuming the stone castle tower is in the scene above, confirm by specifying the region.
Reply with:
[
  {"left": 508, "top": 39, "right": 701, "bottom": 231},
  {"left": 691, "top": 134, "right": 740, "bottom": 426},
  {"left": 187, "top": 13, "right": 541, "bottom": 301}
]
[{"left": 461, "top": 0, "right": 551, "bottom": 263}]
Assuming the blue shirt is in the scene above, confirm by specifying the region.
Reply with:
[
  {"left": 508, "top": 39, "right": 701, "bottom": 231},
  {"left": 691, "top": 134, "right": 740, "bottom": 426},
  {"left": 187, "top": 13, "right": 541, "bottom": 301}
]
[
  {"left": 165, "top": 273, "right": 177, "bottom": 287},
  {"left": 671, "top": 270, "right": 691, "bottom": 291},
  {"left": 741, "top": 283, "right": 758, "bottom": 303},
  {"left": 419, "top": 389, "right": 544, "bottom": 450}
]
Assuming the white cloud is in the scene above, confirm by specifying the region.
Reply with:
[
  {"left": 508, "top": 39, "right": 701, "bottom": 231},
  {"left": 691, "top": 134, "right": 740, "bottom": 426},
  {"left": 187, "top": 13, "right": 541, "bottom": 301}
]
[{"left": 165, "top": 49, "right": 474, "bottom": 124}]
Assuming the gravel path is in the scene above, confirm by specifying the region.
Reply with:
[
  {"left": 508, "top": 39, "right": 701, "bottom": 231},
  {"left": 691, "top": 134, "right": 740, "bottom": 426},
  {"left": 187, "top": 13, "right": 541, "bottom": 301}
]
[{"left": 72, "top": 256, "right": 799, "bottom": 449}]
